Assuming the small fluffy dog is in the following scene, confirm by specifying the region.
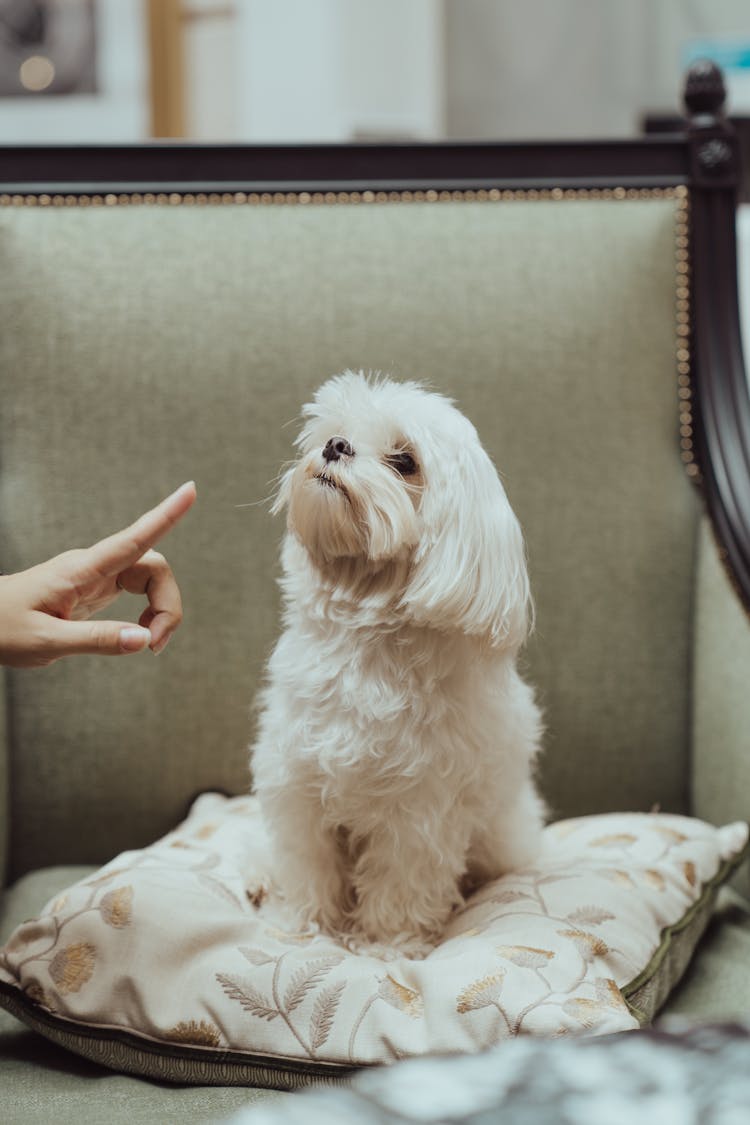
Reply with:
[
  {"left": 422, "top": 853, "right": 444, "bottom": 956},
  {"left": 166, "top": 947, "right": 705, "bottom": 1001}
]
[{"left": 252, "top": 372, "right": 544, "bottom": 955}]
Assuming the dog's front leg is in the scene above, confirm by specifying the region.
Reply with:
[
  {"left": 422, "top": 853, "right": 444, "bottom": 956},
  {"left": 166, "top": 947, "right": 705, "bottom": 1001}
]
[
  {"left": 348, "top": 816, "right": 466, "bottom": 956},
  {"left": 260, "top": 785, "right": 352, "bottom": 933},
  {"left": 464, "top": 778, "right": 546, "bottom": 892}
]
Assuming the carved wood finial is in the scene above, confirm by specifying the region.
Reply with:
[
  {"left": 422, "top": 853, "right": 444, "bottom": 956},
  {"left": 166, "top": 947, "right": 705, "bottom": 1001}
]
[
  {"left": 684, "top": 59, "right": 727, "bottom": 120},
  {"left": 683, "top": 60, "right": 737, "bottom": 185}
]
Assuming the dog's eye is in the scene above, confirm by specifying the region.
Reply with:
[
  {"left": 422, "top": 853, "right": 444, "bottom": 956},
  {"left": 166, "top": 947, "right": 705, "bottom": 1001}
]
[{"left": 387, "top": 451, "right": 418, "bottom": 477}]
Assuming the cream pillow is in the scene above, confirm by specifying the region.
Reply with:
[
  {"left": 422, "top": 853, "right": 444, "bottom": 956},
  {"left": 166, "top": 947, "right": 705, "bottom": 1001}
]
[{"left": 0, "top": 794, "right": 746, "bottom": 1088}]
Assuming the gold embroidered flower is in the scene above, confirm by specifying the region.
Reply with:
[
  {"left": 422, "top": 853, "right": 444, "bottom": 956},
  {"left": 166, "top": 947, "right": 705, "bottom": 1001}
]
[
  {"left": 496, "top": 945, "right": 554, "bottom": 969},
  {"left": 595, "top": 977, "right": 626, "bottom": 1010},
  {"left": 378, "top": 975, "right": 424, "bottom": 1018},
  {"left": 563, "top": 978, "right": 625, "bottom": 1027},
  {"left": 99, "top": 886, "right": 134, "bottom": 928},
  {"left": 456, "top": 972, "right": 505, "bottom": 1013},
  {"left": 567, "top": 906, "right": 616, "bottom": 926},
  {"left": 165, "top": 1020, "right": 221, "bottom": 1047},
  {"left": 563, "top": 996, "right": 607, "bottom": 1028},
  {"left": 49, "top": 942, "right": 96, "bottom": 995},
  {"left": 558, "top": 929, "right": 609, "bottom": 960}
]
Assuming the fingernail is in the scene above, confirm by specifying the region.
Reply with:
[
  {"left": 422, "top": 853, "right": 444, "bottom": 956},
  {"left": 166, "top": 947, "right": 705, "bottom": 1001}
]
[
  {"left": 120, "top": 626, "right": 152, "bottom": 653},
  {"left": 151, "top": 633, "right": 171, "bottom": 656}
]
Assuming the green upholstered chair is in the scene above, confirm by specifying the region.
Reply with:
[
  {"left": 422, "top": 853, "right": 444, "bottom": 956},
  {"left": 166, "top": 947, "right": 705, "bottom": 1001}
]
[{"left": 2, "top": 62, "right": 750, "bottom": 1121}]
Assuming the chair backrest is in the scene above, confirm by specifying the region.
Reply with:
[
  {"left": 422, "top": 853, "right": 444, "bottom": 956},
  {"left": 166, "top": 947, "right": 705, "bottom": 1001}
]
[{"left": 2, "top": 67, "right": 748, "bottom": 881}]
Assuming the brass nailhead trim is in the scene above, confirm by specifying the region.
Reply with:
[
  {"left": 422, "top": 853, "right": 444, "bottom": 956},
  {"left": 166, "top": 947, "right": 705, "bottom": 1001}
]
[
  {"left": 672, "top": 191, "right": 698, "bottom": 480},
  {"left": 1, "top": 186, "right": 686, "bottom": 209},
  {"left": 1, "top": 185, "right": 692, "bottom": 480}
]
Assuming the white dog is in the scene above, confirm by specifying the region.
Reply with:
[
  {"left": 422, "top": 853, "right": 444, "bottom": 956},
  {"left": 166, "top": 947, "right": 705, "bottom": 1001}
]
[{"left": 251, "top": 372, "right": 544, "bottom": 955}]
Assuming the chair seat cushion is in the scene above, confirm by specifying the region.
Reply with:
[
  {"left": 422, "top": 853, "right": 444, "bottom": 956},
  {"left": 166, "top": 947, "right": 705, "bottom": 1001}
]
[{"left": 0, "top": 795, "right": 747, "bottom": 1089}]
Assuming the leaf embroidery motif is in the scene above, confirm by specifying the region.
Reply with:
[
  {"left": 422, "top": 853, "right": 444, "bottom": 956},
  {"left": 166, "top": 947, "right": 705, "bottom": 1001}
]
[
  {"left": 558, "top": 929, "right": 609, "bottom": 960},
  {"left": 49, "top": 942, "right": 97, "bottom": 995},
  {"left": 99, "top": 886, "right": 133, "bottom": 928},
  {"left": 566, "top": 906, "right": 616, "bottom": 926},
  {"left": 378, "top": 975, "right": 424, "bottom": 1018},
  {"left": 310, "top": 981, "right": 345, "bottom": 1051},
  {"left": 216, "top": 973, "right": 278, "bottom": 1021},
  {"left": 563, "top": 996, "right": 608, "bottom": 1029},
  {"left": 239, "top": 947, "right": 276, "bottom": 967},
  {"left": 197, "top": 874, "right": 244, "bottom": 911},
  {"left": 496, "top": 945, "right": 555, "bottom": 969},
  {"left": 284, "top": 957, "right": 344, "bottom": 1014},
  {"left": 165, "top": 1019, "right": 222, "bottom": 1047},
  {"left": 594, "top": 977, "right": 626, "bottom": 1010},
  {"left": 456, "top": 972, "right": 505, "bottom": 1014}
]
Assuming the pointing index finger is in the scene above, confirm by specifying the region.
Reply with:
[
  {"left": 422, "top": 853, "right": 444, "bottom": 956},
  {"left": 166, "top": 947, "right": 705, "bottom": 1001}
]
[{"left": 89, "top": 481, "right": 197, "bottom": 577}]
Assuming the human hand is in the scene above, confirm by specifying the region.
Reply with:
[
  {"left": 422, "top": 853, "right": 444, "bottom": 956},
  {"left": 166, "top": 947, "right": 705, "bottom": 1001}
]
[{"left": 0, "top": 481, "right": 197, "bottom": 668}]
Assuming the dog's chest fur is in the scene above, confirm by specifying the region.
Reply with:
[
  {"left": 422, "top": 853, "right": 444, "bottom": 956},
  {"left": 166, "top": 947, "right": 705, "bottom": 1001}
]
[{"left": 257, "top": 606, "right": 524, "bottom": 815}]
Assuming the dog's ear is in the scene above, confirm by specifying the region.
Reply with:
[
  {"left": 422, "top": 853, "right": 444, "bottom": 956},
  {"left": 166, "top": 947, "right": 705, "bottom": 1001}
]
[{"left": 400, "top": 441, "right": 532, "bottom": 649}]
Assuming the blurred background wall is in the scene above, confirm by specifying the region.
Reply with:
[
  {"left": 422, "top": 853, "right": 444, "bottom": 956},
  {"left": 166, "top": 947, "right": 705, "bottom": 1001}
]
[{"left": 0, "top": 0, "right": 749, "bottom": 143}]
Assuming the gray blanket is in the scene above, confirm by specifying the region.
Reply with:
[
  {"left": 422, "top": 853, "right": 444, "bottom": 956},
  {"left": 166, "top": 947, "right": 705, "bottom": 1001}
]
[{"left": 229, "top": 1023, "right": 750, "bottom": 1124}]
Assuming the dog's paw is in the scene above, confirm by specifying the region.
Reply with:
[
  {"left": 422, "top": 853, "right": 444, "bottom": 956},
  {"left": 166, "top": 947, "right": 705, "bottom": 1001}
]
[{"left": 342, "top": 932, "right": 439, "bottom": 961}]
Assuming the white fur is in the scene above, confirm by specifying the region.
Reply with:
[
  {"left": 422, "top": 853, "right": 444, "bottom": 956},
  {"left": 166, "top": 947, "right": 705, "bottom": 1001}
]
[{"left": 251, "top": 371, "right": 545, "bottom": 956}]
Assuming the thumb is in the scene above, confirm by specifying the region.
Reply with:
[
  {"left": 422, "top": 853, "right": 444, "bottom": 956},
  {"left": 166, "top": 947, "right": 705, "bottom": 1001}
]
[{"left": 43, "top": 617, "right": 153, "bottom": 658}]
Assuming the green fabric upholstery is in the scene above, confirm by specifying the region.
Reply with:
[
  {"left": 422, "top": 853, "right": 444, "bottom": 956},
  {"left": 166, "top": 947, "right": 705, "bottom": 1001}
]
[
  {"left": 0, "top": 195, "right": 696, "bottom": 880},
  {"left": 692, "top": 518, "right": 750, "bottom": 899},
  {"left": 661, "top": 887, "right": 750, "bottom": 1021},
  {"left": 0, "top": 671, "right": 9, "bottom": 887},
  {"left": 0, "top": 868, "right": 277, "bottom": 1123},
  {"left": 2, "top": 192, "right": 748, "bottom": 1114}
]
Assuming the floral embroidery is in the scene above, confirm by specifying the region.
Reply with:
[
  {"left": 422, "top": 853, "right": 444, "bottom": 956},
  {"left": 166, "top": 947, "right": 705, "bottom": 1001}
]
[
  {"left": 165, "top": 1020, "right": 222, "bottom": 1047},
  {"left": 99, "top": 887, "right": 133, "bottom": 928},
  {"left": 456, "top": 972, "right": 505, "bottom": 1014},
  {"left": 378, "top": 975, "right": 423, "bottom": 1018},
  {"left": 49, "top": 942, "right": 96, "bottom": 995},
  {"left": 558, "top": 930, "right": 609, "bottom": 961},
  {"left": 217, "top": 950, "right": 346, "bottom": 1058},
  {"left": 496, "top": 946, "right": 555, "bottom": 969},
  {"left": 0, "top": 797, "right": 745, "bottom": 1073}
]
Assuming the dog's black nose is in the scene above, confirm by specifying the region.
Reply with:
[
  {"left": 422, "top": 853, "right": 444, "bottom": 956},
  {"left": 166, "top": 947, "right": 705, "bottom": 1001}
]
[{"left": 323, "top": 437, "right": 354, "bottom": 462}]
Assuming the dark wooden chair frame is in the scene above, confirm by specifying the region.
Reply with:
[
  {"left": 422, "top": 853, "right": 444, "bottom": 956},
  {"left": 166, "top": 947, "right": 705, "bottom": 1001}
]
[{"left": 2, "top": 62, "right": 749, "bottom": 614}]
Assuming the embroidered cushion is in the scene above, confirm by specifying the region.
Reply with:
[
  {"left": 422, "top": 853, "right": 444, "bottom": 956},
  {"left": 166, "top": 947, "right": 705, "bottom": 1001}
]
[{"left": 0, "top": 794, "right": 746, "bottom": 1088}]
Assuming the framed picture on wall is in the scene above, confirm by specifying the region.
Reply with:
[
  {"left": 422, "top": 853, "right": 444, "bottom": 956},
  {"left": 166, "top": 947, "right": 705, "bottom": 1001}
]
[{"left": 0, "top": 0, "right": 148, "bottom": 140}]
